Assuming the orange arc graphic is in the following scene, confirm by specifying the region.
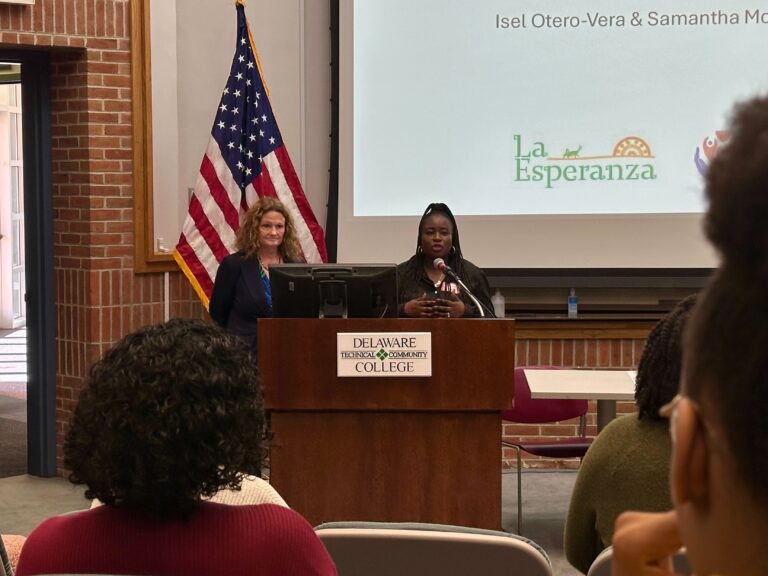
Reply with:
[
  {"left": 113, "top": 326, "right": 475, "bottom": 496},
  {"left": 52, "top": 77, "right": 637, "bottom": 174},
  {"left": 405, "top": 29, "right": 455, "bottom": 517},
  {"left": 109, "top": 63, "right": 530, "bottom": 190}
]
[{"left": 612, "top": 136, "right": 652, "bottom": 157}]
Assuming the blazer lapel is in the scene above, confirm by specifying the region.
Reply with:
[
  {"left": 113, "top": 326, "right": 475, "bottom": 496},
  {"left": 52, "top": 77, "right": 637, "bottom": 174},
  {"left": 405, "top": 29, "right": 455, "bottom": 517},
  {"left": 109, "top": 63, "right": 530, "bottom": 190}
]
[{"left": 241, "top": 257, "right": 265, "bottom": 310}]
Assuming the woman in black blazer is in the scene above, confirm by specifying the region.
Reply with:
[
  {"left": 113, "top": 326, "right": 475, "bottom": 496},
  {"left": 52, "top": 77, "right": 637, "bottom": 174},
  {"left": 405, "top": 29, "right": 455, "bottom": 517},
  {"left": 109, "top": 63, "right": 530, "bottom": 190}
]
[{"left": 209, "top": 197, "right": 303, "bottom": 353}]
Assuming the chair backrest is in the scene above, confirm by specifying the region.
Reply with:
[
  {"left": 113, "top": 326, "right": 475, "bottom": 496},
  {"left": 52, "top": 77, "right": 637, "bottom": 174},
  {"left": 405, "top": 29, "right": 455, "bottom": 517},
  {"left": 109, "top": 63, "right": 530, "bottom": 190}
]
[
  {"left": 315, "top": 521, "right": 552, "bottom": 576},
  {"left": 586, "top": 545, "right": 691, "bottom": 576},
  {"left": 501, "top": 366, "right": 588, "bottom": 424}
]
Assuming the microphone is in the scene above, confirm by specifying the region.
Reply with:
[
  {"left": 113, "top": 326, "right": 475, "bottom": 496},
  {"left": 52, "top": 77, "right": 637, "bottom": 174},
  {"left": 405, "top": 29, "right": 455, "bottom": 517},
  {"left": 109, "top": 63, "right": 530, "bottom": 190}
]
[
  {"left": 433, "top": 258, "right": 458, "bottom": 280},
  {"left": 432, "top": 258, "right": 494, "bottom": 318}
]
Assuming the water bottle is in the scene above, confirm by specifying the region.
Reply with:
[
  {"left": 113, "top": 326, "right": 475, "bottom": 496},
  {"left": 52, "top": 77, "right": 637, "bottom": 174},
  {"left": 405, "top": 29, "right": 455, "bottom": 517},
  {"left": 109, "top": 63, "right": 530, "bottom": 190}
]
[
  {"left": 567, "top": 288, "right": 578, "bottom": 318},
  {"left": 492, "top": 289, "right": 505, "bottom": 318}
]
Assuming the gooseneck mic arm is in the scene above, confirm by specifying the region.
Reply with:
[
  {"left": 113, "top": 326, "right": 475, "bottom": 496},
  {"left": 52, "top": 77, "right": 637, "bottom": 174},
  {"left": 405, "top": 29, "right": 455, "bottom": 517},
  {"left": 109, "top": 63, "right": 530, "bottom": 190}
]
[{"left": 433, "top": 258, "right": 494, "bottom": 318}]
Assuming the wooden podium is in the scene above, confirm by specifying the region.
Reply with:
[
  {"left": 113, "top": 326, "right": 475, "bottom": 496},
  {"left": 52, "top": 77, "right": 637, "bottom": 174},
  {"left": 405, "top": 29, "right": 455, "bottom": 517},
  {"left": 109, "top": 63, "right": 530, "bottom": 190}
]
[{"left": 258, "top": 318, "right": 515, "bottom": 529}]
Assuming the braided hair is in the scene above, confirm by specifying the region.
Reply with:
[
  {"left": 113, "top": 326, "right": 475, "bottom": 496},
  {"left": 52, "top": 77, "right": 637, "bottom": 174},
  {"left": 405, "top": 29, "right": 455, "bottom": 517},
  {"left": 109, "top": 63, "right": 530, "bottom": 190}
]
[
  {"left": 634, "top": 294, "right": 697, "bottom": 421},
  {"left": 415, "top": 203, "right": 466, "bottom": 277}
]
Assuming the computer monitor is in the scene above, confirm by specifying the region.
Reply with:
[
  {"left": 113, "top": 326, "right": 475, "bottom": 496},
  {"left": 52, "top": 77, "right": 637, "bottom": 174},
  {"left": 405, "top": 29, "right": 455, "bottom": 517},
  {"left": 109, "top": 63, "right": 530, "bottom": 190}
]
[{"left": 269, "top": 263, "right": 399, "bottom": 318}]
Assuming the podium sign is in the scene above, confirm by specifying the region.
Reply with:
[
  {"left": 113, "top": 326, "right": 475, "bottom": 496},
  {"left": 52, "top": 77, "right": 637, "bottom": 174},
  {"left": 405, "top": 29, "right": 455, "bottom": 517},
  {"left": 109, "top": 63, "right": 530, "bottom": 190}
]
[{"left": 337, "top": 332, "right": 432, "bottom": 377}]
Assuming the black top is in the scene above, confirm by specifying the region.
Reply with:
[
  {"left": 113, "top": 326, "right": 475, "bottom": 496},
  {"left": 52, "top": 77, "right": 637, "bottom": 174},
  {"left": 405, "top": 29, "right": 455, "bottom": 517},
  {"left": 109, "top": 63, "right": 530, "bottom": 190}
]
[{"left": 396, "top": 254, "right": 495, "bottom": 318}]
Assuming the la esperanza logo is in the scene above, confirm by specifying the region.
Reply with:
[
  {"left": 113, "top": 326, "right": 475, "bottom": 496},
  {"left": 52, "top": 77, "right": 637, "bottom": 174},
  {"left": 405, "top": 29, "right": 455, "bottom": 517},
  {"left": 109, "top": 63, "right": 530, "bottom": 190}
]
[
  {"left": 513, "top": 134, "right": 657, "bottom": 189},
  {"left": 694, "top": 130, "right": 729, "bottom": 176}
]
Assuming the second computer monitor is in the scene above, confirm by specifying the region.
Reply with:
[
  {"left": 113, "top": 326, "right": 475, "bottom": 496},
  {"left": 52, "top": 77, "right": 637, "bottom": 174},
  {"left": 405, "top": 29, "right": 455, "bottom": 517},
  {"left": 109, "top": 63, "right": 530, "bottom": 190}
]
[{"left": 269, "top": 263, "right": 399, "bottom": 318}]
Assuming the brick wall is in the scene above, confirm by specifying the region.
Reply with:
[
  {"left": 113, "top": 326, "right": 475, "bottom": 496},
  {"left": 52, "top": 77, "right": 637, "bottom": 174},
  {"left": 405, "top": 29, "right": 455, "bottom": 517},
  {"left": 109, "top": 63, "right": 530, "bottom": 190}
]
[{"left": 0, "top": 0, "right": 204, "bottom": 474}]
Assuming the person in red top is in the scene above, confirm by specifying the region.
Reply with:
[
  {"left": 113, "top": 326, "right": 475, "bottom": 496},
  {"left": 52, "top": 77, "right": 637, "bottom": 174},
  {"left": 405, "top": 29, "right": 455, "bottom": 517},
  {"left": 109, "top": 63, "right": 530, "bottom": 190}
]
[{"left": 16, "top": 318, "right": 336, "bottom": 576}]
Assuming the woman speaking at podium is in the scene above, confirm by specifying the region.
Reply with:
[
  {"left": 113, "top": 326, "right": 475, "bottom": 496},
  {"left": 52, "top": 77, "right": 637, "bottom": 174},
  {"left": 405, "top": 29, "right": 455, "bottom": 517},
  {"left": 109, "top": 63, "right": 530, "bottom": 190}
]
[
  {"left": 209, "top": 197, "right": 302, "bottom": 352},
  {"left": 398, "top": 202, "right": 494, "bottom": 318}
]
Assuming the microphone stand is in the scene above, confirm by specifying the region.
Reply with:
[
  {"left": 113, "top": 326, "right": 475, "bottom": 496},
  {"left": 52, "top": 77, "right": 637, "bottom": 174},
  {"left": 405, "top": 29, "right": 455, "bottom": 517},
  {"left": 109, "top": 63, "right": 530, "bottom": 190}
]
[{"left": 442, "top": 270, "right": 494, "bottom": 318}]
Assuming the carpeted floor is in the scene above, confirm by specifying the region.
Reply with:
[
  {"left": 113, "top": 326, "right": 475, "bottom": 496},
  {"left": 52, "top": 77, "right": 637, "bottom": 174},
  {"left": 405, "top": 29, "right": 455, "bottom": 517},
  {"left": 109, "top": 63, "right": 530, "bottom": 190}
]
[{"left": 0, "top": 417, "right": 26, "bottom": 478}]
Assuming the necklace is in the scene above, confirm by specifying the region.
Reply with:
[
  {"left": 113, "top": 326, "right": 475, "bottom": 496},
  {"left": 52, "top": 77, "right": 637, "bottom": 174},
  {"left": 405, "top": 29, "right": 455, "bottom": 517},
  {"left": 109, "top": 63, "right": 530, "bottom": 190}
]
[
  {"left": 258, "top": 254, "right": 282, "bottom": 271},
  {"left": 425, "top": 264, "right": 444, "bottom": 286}
]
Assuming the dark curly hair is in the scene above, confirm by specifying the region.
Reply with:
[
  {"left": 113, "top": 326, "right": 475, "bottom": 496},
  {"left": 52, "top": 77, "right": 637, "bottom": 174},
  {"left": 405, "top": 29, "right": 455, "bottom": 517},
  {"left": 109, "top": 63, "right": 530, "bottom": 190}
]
[
  {"left": 704, "top": 96, "right": 768, "bottom": 276},
  {"left": 634, "top": 294, "right": 696, "bottom": 420},
  {"left": 685, "top": 95, "right": 768, "bottom": 507},
  {"left": 685, "top": 267, "right": 768, "bottom": 506},
  {"left": 64, "top": 318, "right": 265, "bottom": 519}
]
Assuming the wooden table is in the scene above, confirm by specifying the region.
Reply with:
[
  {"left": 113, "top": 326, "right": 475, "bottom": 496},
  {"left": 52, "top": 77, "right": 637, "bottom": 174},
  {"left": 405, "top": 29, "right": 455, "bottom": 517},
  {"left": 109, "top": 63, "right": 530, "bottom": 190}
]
[{"left": 524, "top": 369, "right": 636, "bottom": 432}]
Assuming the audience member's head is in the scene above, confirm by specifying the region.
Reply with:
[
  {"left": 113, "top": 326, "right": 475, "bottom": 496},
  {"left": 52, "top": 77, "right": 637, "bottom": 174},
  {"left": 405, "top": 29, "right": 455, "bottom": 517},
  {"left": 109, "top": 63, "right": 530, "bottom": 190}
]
[
  {"left": 667, "top": 96, "right": 768, "bottom": 574},
  {"left": 608, "top": 96, "right": 768, "bottom": 576},
  {"left": 703, "top": 97, "right": 768, "bottom": 276},
  {"left": 633, "top": 294, "right": 696, "bottom": 421},
  {"left": 64, "top": 318, "right": 265, "bottom": 519}
]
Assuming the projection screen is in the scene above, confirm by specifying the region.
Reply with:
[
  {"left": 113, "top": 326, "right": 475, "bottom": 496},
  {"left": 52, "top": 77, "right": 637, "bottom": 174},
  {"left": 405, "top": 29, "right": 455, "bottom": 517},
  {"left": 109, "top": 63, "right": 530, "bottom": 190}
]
[{"left": 335, "top": 0, "right": 768, "bottom": 272}]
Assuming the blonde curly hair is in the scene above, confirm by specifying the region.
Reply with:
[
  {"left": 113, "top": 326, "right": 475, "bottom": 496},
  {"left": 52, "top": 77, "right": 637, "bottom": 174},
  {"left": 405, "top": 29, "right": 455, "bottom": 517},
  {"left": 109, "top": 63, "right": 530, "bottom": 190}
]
[{"left": 236, "top": 197, "right": 302, "bottom": 261}]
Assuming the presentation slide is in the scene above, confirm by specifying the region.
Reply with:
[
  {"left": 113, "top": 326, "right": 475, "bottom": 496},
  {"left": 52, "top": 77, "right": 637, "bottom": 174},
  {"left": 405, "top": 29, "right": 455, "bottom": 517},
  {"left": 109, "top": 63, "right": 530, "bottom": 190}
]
[{"left": 336, "top": 0, "right": 768, "bottom": 270}]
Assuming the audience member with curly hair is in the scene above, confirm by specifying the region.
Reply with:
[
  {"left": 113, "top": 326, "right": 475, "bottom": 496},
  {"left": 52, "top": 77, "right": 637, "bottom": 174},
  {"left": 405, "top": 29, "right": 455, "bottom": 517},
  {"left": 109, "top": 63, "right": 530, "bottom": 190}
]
[
  {"left": 564, "top": 295, "right": 696, "bottom": 573},
  {"left": 612, "top": 95, "right": 768, "bottom": 576},
  {"left": 16, "top": 319, "right": 336, "bottom": 576}
]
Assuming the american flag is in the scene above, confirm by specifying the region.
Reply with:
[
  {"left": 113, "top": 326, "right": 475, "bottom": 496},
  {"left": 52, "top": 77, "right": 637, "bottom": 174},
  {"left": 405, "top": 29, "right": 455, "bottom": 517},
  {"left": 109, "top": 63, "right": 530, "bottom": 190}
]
[{"left": 174, "top": 1, "right": 327, "bottom": 307}]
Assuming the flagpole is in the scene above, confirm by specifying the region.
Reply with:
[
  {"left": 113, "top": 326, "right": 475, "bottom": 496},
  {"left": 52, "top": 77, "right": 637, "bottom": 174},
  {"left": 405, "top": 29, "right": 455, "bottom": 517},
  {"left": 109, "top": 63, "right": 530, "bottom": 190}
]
[
  {"left": 241, "top": 11, "right": 272, "bottom": 100},
  {"left": 234, "top": 0, "right": 271, "bottom": 98}
]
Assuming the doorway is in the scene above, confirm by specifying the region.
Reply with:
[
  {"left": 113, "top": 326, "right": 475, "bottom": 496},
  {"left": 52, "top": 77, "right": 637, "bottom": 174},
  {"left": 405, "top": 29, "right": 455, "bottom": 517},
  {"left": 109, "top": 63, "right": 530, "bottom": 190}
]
[
  {"left": 0, "top": 64, "right": 27, "bottom": 478},
  {"left": 0, "top": 51, "right": 55, "bottom": 477}
]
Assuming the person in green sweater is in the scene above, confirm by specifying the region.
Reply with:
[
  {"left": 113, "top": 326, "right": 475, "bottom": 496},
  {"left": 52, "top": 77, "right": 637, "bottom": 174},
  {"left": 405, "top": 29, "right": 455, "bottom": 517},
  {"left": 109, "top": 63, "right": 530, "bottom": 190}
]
[{"left": 564, "top": 295, "right": 696, "bottom": 574}]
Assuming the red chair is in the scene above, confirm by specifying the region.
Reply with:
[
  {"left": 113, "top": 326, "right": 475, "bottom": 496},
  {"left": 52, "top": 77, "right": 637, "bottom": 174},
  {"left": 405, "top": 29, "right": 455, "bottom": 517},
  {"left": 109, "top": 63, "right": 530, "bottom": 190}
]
[{"left": 502, "top": 366, "right": 593, "bottom": 534}]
